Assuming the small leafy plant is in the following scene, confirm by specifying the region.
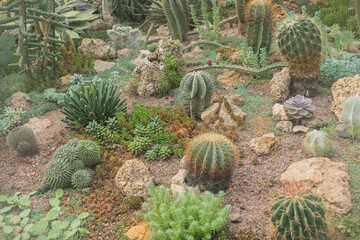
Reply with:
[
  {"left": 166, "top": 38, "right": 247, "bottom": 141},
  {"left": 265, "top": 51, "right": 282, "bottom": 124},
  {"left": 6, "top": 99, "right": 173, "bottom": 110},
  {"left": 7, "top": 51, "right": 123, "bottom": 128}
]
[{"left": 338, "top": 215, "right": 358, "bottom": 237}]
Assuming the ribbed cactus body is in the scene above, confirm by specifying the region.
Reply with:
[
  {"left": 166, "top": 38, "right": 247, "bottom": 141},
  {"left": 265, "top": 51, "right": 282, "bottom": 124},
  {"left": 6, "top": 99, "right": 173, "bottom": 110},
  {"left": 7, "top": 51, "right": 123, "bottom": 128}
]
[
  {"left": 43, "top": 157, "right": 73, "bottom": 189},
  {"left": 303, "top": 130, "right": 332, "bottom": 157},
  {"left": 71, "top": 169, "right": 92, "bottom": 189},
  {"left": 236, "top": 0, "right": 247, "bottom": 23},
  {"left": 341, "top": 95, "right": 360, "bottom": 139},
  {"left": 0, "top": 32, "right": 15, "bottom": 67},
  {"left": 180, "top": 71, "right": 214, "bottom": 117},
  {"left": 162, "top": 0, "right": 189, "bottom": 41},
  {"left": 355, "top": 0, "right": 360, "bottom": 35},
  {"left": 78, "top": 140, "right": 101, "bottom": 167},
  {"left": 7, "top": 126, "right": 39, "bottom": 156},
  {"left": 271, "top": 184, "right": 328, "bottom": 240},
  {"left": 247, "top": 0, "right": 271, "bottom": 54},
  {"left": 186, "top": 133, "right": 238, "bottom": 176}
]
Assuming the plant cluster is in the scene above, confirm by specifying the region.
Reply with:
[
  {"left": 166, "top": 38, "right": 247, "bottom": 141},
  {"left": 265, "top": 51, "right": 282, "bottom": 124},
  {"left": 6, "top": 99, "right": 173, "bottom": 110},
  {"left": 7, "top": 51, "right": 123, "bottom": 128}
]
[
  {"left": 44, "top": 88, "right": 65, "bottom": 104},
  {"left": 238, "top": 43, "right": 268, "bottom": 69},
  {"left": 56, "top": 48, "right": 97, "bottom": 76},
  {"left": 328, "top": 24, "right": 355, "bottom": 56},
  {"left": 338, "top": 215, "right": 358, "bottom": 237},
  {"left": 107, "top": 25, "right": 143, "bottom": 50},
  {"left": 7, "top": 126, "right": 39, "bottom": 156},
  {"left": 341, "top": 95, "right": 360, "bottom": 139},
  {"left": 0, "top": 107, "right": 25, "bottom": 136},
  {"left": 284, "top": 95, "right": 315, "bottom": 124},
  {"left": 164, "top": 51, "right": 184, "bottom": 88},
  {"left": 162, "top": 0, "right": 190, "bottom": 42}
]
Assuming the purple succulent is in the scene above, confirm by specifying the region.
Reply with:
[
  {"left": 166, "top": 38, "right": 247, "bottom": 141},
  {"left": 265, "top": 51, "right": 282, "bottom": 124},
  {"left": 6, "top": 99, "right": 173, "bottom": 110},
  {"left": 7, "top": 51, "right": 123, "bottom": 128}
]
[{"left": 284, "top": 95, "right": 315, "bottom": 119}]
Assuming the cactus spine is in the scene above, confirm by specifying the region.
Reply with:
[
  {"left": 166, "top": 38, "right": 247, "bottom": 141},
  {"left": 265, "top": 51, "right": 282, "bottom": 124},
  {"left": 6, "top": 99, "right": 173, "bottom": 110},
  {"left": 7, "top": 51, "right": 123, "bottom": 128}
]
[
  {"left": 303, "top": 130, "right": 332, "bottom": 157},
  {"left": 162, "top": 0, "right": 190, "bottom": 42},
  {"left": 247, "top": 0, "right": 272, "bottom": 54},
  {"left": 270, "top": 184, "right": 328, "bottom": 240},
  {"left": 7, "top": 126, "right": 39, "bottom": 156},
  {"left": 341, "top": 95, "right": 360, "bottom": 139},
  {"left": 180, "top": 71, "right": 214, "bottom": 117}
]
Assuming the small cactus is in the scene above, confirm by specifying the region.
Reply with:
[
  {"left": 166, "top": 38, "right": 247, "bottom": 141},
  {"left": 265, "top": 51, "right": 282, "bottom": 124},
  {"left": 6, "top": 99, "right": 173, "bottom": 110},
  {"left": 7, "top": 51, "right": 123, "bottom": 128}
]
[
  {"left": 7, "top": 126, "right": 39, "bottom": 156},
  {"left": 162, "top": 0, "right": 190, "bottom": 41},
  {"left": 78, "top": 140, "right": 101, "bottom": 167},
  {"left": 71, "top": 169, "right": 92, "bottom": 189},
  {"left": 303, "top": 130, "right": 332, "bottom": 157},
  {"left": 341, "top": 95, "right": 360, "bottom": 139},
  {"left": 43, "top": 157, "right": 73, "bottom": 189}
]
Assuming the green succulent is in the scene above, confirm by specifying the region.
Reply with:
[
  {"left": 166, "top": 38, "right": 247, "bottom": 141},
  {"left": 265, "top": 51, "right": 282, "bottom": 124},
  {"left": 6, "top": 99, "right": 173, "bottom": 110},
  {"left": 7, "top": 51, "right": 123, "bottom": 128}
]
[
  {"left": 71, "top": 169, "right": 92, "bottom": 189},
  {"left": 145, "top": 149, "right": 158, "bottom": 161},
  {"left": 78, "top": 140, "right": 101, "bottom": 167},
  {"left": 0, "top": 32, "right": 16, "bottom": 67},
  {"left": 43, "top": 158, "right": 73, "bottom": 189},
  {"left": 52, "top": 144, "right": 79, "bottom": 163},
  {"left": 147, "top": 117, "right": 163, "bottom": 134},
  {"left": 162, "top": 0, "right": 190, "bottom": 42},
  {"left": 128, "top": 137, "right": 153, "bottom": 155},
  {"left": 303, "top": 130, "right": 332, "bottom": 157},
  {"left": 66, "top": 139, "right": 82, "bottom": 148},
  {"left": 71, "top": 160, "right": 85, "bottom": 172},
  {"left": 86, "top": 120, "right": 117, "bottom": 149},
  {"left": 341, "top": 95, "right": 360, "bottom": 139},
  {"left": 7, "top": 126, "right": 39, "bottom": 156},
  {"left": 159, "top": 145, "right": 172, "bottom": 160},
  {"left": 105, "top": 117, "right": 121, "bottom": 133},
  {"left": 134, "top": 124, "right": 149, "bottom": 137}
]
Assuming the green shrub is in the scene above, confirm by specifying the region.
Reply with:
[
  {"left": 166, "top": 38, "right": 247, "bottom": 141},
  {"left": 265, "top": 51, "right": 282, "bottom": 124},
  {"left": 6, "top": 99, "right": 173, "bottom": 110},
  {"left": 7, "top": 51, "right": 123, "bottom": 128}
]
[
  {"left": 338, "top": 216, "right": 358, "bottom": 237},
  {"left": 148, "top": 43, "right": 157, "bottom": 53},
  {"left": 44, "top": 88, "right": 65, "bottom": 104},
  {"left": 0, "top": 107, "right": 25, "bottom": 136}
]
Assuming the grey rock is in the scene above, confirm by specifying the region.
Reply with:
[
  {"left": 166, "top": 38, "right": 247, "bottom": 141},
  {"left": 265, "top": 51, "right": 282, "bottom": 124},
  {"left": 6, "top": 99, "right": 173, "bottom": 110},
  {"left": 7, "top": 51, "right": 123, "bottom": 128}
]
[
  {"left": 276, "top": 121, "right": 293, "bottom": 132},
  {"left": 171, "top": 169, "right": 189, "bottom": 185},
  {"left": 293, "top": 125, "right": 309, "bottom": 133},
  {"left": 229, "top": 213, "right": 241, "bottom": 222},
  {"left": 336, "top": 123, "right": 348, "bottom": 138}
]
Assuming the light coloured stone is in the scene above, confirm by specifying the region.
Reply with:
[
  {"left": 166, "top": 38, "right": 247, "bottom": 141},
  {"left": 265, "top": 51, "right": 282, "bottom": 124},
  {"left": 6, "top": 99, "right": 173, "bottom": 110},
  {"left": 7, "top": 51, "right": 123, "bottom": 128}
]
[
  {"left": 171, "top": 169, "right": 189, "bottom": 185},
  {"left": 130, "top": 50, "right": 152, "bottom": 66},
  {"left": 125, "top": 222, "right": 151, "bottom": 240},
  {"left": 276, "top": 121, "right": 292, "bottom": 132},
  {"left": 346, "top": 41, "right": 360, "bottom": 54},
  {"left": 336, "top": 123, "right": 348, "bottom": 138},
  {"left": 23, "top": 117, "right": 52, "bottom": 135},
  {"left": 80, "top": 38, "right": 116, "bottom": 59},
  {"left": 156, "top": 25, "right": 170, "bottom": 36},
  {"left": 117, "top": 48, "right": 132, "bottom": 59},
  {"left": 61, "top": 74, "right": 72, "bottom": 86},
  {"left": 249, "top": 133, "right": 280, "bottom": 156},
  {"left": 94, "top": 60, "right": 116, "bottom": 73},
  {"left": 293, "top": 125, "right": 309, "bottom": 133},
  {"left": 270, "top": 67, "right": 291, "bottom": 102},
  {"left": 227, "top": 94, "right": 244, "bottom": 106},
  {"left": 179, "top": 155, "right": 188, "bottom": 169},
  {"left": 5, "top": 92, "right": 31, "bottom": 110},
  {"left": 217, "top": 98, "right": 246, "bottom": 127},
  {"left": 184, "top": 45, "right": 204, "bottom": 59},
  {"left": 201, "top": 102, "right": 220, "bottom": 123},
  {"left": 171, "top": 184, "right": 196, "bottom": 198},
  {"left": 217, "top": 70, "right": 251, "bottom": 89},
  {"left": 272, "top": 103, "right": 289, "bottom": 121}
]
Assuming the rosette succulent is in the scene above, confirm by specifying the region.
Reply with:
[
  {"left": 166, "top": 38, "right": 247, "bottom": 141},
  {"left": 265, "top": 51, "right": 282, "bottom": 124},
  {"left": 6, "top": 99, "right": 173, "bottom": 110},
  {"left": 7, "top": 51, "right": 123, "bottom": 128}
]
[{"left": 284, "top": 95, "right": 315, "bottom": 124}]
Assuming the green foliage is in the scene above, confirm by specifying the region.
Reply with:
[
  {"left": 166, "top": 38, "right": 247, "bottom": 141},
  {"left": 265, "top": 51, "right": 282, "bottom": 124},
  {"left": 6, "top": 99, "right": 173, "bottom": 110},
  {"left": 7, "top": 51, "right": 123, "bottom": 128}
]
[
  {"left": 270, "top": 184, "right": 328, "bottom": 240},
  {"left": 85, "top": 120, "right": 118, "bottom": 150},
  {"left": 303, "top": 130, "right": 332, "bottom": 157},
  {"left": 138, "top": 183, "right": 231, "bottom": 240},
  {"left": 7, "top": 126, "right": 39, "bottom": 156},
  {"left": 0, "top": 107, "right": 25, "bottom": 136},
  {"left": 78, "top": 140, "right": 100, "bottom": 167},
  {"left": 341, "top": 95, "right": 360, "bottom": 139},
  {"left": 123, "top": 195, "right": 143, "bottom": 210},
  {"left": 328, "top": 24, "right": 354, "bottom": 56},
  {"left": 338, "top": 216, "right": 358, "bottom": 237},
  {"left": 164, "top": 52, "right": 184, "bottom": 88},
  {"left": 162, "top": 0, "right": 190, "bottom": 41},
  {"left": 0, "top": 32, "right": 15, "bottom": 67},
  {"left": 44, "top": 88, "right": 65, "bottom": 104},
  {"left": 71, "top": 169, "right": 92, "bottom": 189},
  {"left": 154, "top": 72, "right": 170, "bottom": 97},
  {"left": 238, "top": 43, "right": 269, "bottom": 76},
  {"left": 61, "top": 81, "right": 127, "bottom": 128},
  {"left": 355, "top": 0, "right": 360, "bottom": 34},
  {"left": 56, "top": 48, "right": 96, "bottom": 76},
  {"left": 180, "top": 71, "right": 214, "bottom": 117},
  {"left": 148, "top": 43, "right": 158, "bottom": 53}
]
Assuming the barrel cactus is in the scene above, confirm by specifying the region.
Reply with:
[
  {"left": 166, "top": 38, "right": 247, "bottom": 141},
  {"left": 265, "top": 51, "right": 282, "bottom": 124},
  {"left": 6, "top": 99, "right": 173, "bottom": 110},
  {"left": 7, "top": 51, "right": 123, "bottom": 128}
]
[
  {"left": 52, "top": 144, "right": 79, "bottom": 163},
  {"left": 162, "top": 0, "right": 190, "bottom": 42},
  {"left": 180, "top": 71, "right": 214, "bottom": 117},
  {"left": 303, "top": 130, "right": 332, "bottom": 157},
  {"left": 78, "top": 140, "right": 101, "bottom": 167},
  {"left": 341, "top": 95, "right": 360, "bottom": 139},
  {"left": 71, "top": 169, "right": 92, "bottom": 189},
  {"left": 7, "top": 126, "right": 39, "bottom": 156},
  {"left": 247, "top": 0, "right": 271, "bottom": 54},
  {"left": 284, "top": 95, "right": 315, "bottom": 124},
  {"left": 277, "top": 14, "right": 322, "bottom": 90},
  {"left": 270, "top": 184, "right": 328, "bottom": 240},
  {"left": 43, "top": 157, "right": 73, "bottom": 189}
]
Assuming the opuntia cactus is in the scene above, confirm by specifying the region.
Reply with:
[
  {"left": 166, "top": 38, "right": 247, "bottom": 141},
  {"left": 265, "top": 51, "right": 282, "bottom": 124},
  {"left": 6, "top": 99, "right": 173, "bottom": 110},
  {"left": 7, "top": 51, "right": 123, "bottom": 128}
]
[
  {"left": 341, "top": 95, "right": 360, "bottom": 139},
  {"left": 7, "top": 126, "right": 39, "bottom": 156},
  {"left": 162, "top": 0, "right": 190, "bottom": 42},
  {"left": 180, "top": 71, "right": 214, "bottom": 117},
  {"left": 270, "top": 184, "right": 328, "bottom": 240},
  {"left": 303, "top": 130, "right": 332, "bottom": 157}
]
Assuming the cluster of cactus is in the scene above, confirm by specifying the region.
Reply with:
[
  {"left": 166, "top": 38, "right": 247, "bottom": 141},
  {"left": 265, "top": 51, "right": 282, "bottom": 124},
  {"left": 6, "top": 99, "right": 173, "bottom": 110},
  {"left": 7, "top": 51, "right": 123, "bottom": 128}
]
[
  {"left": 86, "top": 120, "right": 119, "bottom": 149},
  {"left": 0, "top": 32, "right": 15, "bottom": 67},
  {"left": 106, "top": 25, "right": 143, "bottom": 50},
  {"left": 247, "top": 0, "right": 272, "bottom": 55},
  {"left": 145, "top": 144, "right": 172, "bottom": 161},
  {"left": 270, "top": 184, "right": 328, "bottom": 240},
  {"left": 303, "top": 130, "right": 332, "bottom": 157},
  {"left": 277, "top": 14, "right": 322, "bottom": 89},
  {"left": 162, "top": 0, "right": 190, "bottom": 42},
  {"left": 0, "top": 107, "right": 26, "bottom": 136},
  {"left": 7, "top": 126, "right": 39, "bottom": 156},
  {"left": 341, "top": 95, "right": 360, "bottom": 139},
  {"left": 43, "top": 139, "right": 100, "bottom": 189},
  {"left": 180, "top": 71, "right": 214, "bottom": 118},
  {"left": 128, "top": 137, "right": 153, "bottom": 155},
  {"left": 284, "top": 95, "right": 315, "bottom": 124}
]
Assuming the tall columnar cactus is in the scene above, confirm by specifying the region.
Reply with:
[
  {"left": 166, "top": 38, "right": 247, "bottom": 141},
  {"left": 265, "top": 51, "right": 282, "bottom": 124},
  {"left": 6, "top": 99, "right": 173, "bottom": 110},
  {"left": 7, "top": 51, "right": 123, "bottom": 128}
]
[
  {"left": 341, "top": 95, "right": 360, "bottom": 139},
  {"left": 247, "top": 0, "right": 272, "bottom": 55},
  {"left": 180, "top": 71, "right": 214, "bottom": 117},
  {"left": 186, "top": 133, "right": 238, "bottom": 176},
  {"left": 0, "top": 32, "right": 15, "bottom": 67},
  {"left": 7, "top": 126, "right": 39, "bottom": 156},
  {"left": 162, "top": 0, "right": 190, "bottom": 42},
  {"left": 277, "top": 14, "right": 322, "bottom": 90},
  {"left": 270, "top": 184, "right": 328, "bottom": 240},
  {"left": 355, "top": 0, "right": 360, "bottom": 35},
  {"left": 303, "top": 130, "right": 332, "bottom": 157}
]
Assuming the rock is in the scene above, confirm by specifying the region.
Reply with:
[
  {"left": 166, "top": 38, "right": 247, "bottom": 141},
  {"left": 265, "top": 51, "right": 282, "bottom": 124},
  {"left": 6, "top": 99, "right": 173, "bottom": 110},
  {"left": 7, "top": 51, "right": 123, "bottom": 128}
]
[
  {"left": 171, "top": 169, "right": 189, "bottom": 185},
  {"left": 229, "top": 50, "right": 243, "bottom": 65},
  {"left": 115, "top": 159, "right": 154, "bottom": 198},
  {"left": 144, "top": 84, "right": 156, "bottom": 98},
  {"left": 80, "top": 38, "right": 116, "bottom": 59},
  {"left": 272, "top": 103, "right": 289, "bottom": 121},
  {"left": 171, "top": 184, "right": 196, "bottom": 198},
  {"left": 156, "top": 24, "right": 170, "bottom": 36},
  {"left": 302, "top": 116, "right": 330, "bottom": 129},
  {"left": 184, "top": 45, "right": 204, "bottom": 59},
  {"left": 94, "top": 60, "right": 116, "bottom": 73},
  {"left": 117, "top": 48, "right": 132, "bottom": 59},
  {"left": 346, "top": 41, "right": 360, "bottom": 54},
  {"left": 271, "top": 4, "right": 287, "bottom": 33},
  {"left": 249, "top": 133, "right": 279, "bottom": 156},
  {"left": 310, "top": 0, "right": 329, "bottom": 6},
  {"left": 270, "top": 67, "right": 291, "bottom": 102},
  {"left": 179, "top": 155, "right": 188, "bottom": 169},
  {"left": 276, "top": 121, "right": 293, "bottom": 132},
  {"left": 23, "top": 117, "right": 52, "bottom": 135},
  {"left": 336, "top": 123, "right": 348, "bottom": 138},
  {"left": 201, "top": 102, "right": 220, "bottom": 123},
  {"left": 229, "top": 212, "right": 241, "bottom": 222},
  {"left": 293, "top": 125, "right": 309, "bottom": 133},
  {"left": 5, "top": 92, "right": 31, "bottom": 110},
  {"left": 280, "top": 157, "right": 351, "bottom": 217},
  {"left": 125, "top": 222, "right": 151, "bottom": 240},
  {"left": 61, "top": 74, "right": 72, "bottom": 86},
  {"left": 217, "top": 97, "right": 246, "bottom": 127},
  {"left": 131, "top": 50, "right": 152, "bottom": 67},
  {"left": 227, "top": 94, "right": 244, "bottom": 106},
  {"left": 137, "top": 64, "right": 162, "bottom": 97},
  {"left": 217, "top": 70, "right": 252, "bottom": 89},
  {"left": 331, "top": 75, "right": 360, "bottom": 120}
]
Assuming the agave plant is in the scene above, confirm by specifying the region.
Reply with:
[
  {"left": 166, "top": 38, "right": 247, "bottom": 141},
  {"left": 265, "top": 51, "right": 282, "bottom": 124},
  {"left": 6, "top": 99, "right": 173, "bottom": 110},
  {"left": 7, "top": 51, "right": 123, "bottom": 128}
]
[
  {"left": 284, "top": 95, "right": 315, "bottom": 124},
  {"left": 61, "top": 81, "right": 127, "bottom": 129}
]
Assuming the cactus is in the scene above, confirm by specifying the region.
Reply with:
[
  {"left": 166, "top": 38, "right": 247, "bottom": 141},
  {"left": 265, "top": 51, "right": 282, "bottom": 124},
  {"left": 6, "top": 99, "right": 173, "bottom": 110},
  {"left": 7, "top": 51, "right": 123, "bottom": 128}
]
[
  {"left": 52, "top": 144, "right": 79, "bottom": 163},
  {"left": 162, "top": 0, "right": 190, "bottom": 41},
  {"left": 71, "top": 169, "right": 92, "bottom": 189},
  {"left": 7, "top": 126, "right": 39, "bottom": 156},
  {"left": 180, "top": 71, "right": 214, "bottom": 117},
  {"left": 355, "top": 0, "right": 360, "bottom": 35},
  {"left": 270, "top": 184, "right": 328, "bottom": 240},
  {"left": 277, "top": 14, "right": 322, "bottom": 90},
  {"left": 78, "top": 140, "right": 101, "bottom": 167},
  {"left": 303, "top": 130, "right": 332, "bottom": 157},
  {"left": 66, "top": 138, "right": 82, "bottom": 148},
  {"left": 43, "top": 157, "right": 73, "bottom": 189},
  {"left": 247, "top": 0, "right": 272, "bottom": 55},
  {"left": 86, "top": 120, "right": 118, "bottom": 149},
  {"left": 71, "top": 160, "right": 85, "bottom": 172},
  {"left": 0, "top": 32, "right": 15, "bottom": 67},
  {"left": 341, "top": 95, "right": 360, "bottom": 139},
  {"left": 186, "top": 133, "right": 238, "bottom": 176}
]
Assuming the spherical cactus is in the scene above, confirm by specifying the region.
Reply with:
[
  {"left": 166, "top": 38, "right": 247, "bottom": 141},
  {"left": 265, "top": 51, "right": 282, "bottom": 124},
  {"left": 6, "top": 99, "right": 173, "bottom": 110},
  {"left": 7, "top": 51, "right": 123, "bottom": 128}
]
[
  {"left": 52, "top": 144, "right": 79, "bottom": 163},
  {"left": 71, "top": 160, "right": 85, "bottom": 172},
  {"left": 66, "top": 139, "right": 82, "bottom": 148},
  {"left": 277, "top": 14, "right": 322, "bottom": 90},
  {"left": 303, "top": 130, "right": 332, "bottom": 157},
  {"left": 180, "top": 71, "right": 214, "bottom": 117},
  {"left": 186, "top": 133, "right": 238, "bottom": 176},
  {"left": 78, "top": 140, "right": 101, "bottom": 167},
  {"left": 270, "top": 184, "right": 328, "bottom": 240},
  {"left": 7, "top": 126, "right": 39, "bottom": 156},
  {"left": 341, "top": 95, "right": 360, "bottom": 139},
  {"left": 71, "top": 169, "right": 92, "bottom": 189},
  {"left": 43, "top": 157, "right": 73, "bottom": 189}
]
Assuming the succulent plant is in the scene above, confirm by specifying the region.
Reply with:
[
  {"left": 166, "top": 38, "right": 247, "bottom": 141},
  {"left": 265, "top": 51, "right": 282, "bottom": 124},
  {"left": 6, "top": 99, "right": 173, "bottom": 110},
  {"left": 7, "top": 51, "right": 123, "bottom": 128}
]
[
  {"left": 147, "top": 117, "right": 163, "bottom": 134},
  {"left": 128, "top": 137, "right": 153, "bottom": 155},
  {"left": 107, "top": 25, "right": 143, "bottom": 50},
  {"left": 186, "top": 133, "right": 238, "bottom": 176},
  {"left": 0, "top": 32, "right": 16, "bottom": 67},
  {"left": 7, "top": 126, "right": 39, "bottom": 156},
  {"left": 66, "top": 139, "right": 82, "bottom": 148},
  {"left": 162, "top": 0, "right": 190, "bottom": 42},
  {"left": 284, "top": 95, "right": 315, "bottom": 124},
  {"left": 159, "top": 145, "right": 172, "bottom": 160},
  {"left": 71, "top": 160, "right": 85, "bottom": 172},
  {"left": 341, "top": 95, "right": 360, "bottom": 139},
  {"left": 86, "top": 120, "right": 118, "bottom": 149},
  {"left": 270, "top": 184, "right": 328, "bottom": 240},
  {"left": 71, "top": 169, "right": 92, "bottom": 189},
  {"left": 52, "top": 144, "right": 79, "bottom": 163},
  {"left": 180, "top": 71, "right": 214, "bottom": 117},
  {"left": 105, "top": 117, "right": 121, "bottom": 133},
  {"left": 134, "top": 124, "right": 149, "bottom": 137},
  {"left": 61, "top": 81, "right": 127, "bottom": 128},
  {"left": 78, "top": 140, "right": 101, "bottom": 167},
  {"left": 43, "top": 157, "right": 73, "bottom": 189},
  {"left": 303, "top": 130, "right": 332, "bottom": 157},
  {"left": 145, "top": 149, "right": 158, "bottom": 161},
  {"left": 355, "top": 0, "right": 360, "bottom": 35}
]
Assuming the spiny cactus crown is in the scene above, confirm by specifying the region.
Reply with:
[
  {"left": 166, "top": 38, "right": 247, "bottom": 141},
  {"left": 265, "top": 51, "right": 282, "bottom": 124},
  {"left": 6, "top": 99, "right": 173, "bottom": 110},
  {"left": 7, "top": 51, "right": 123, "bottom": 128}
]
[
  {"left": 71, "top": 169, "right": 92, "bottom": 189},
  {"left": 303, "top": 130, "right": 332, "bottom": 158},
  {"left": 7, "top": 126, "right": 39, "bottom": 156}
]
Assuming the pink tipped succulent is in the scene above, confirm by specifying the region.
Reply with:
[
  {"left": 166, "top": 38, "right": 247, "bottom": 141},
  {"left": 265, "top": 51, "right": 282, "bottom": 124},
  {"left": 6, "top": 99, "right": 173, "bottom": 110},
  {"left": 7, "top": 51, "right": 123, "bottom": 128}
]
[{"left": 284, "top": 95, "right": 315, "bottom": 121}]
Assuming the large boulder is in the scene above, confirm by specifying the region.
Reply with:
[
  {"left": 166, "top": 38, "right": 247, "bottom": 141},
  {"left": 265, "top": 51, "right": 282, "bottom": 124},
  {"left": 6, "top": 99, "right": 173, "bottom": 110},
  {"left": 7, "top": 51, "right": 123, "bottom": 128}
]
[
  {"left": 270, "top": 67, "right": 291, "bottom": 102},
  {"left": 115, "top": 159, "right": 154, "bottom": 198},
  {"left": 281, "top": 157, "right": 351, "bottom": 216},
  {"left": 216, "top": 70, "right": 252, "bottom": 89},
  {"left": 249, "top": 133, "right": 279, "bottom": 156},
  {"left": 137, "top": 64, "right": 162, "bottom": 98},
  {"left": 331, "top": 75, "right": 360, "bottom": 120},
  {"left": 94, "top": 60, "right": 116, "bottom": 73},
  {"left": 80, "top": 38, "right": 116, "bottom": 59},
  {"left": 5, "top": 92, "right": 31, "bottom": 110}
]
